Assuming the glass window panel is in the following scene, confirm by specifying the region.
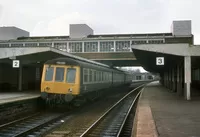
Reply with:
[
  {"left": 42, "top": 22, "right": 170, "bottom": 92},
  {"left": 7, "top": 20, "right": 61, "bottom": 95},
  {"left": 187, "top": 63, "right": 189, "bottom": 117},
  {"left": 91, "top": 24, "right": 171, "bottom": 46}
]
[
  {"left": 100, "top": 41, "right": 114, "bottom": 52},
  {"left": 116, "top": 41, "right": 130, "bottom": 52},
  {"left": 89, "top": 69, "right": 93, "bottom": 82},
  {"left": 11, "top": 43, "right": 23, "bottom": 47},
  {"left": 66, "top": 68, "right": 76, "bottom": 83},
  {"left": 39, "top": 43, "right": 52, "bottom": 47},
  {"left": 84, "top": 42, "right": 98, "bottom": 52},
  {"left": 94, "top": 71, "right": 96, "bottom": 82},
  {"left": 55, "top": 67, "right": 65, "bottom": 82},
  {"left": 0, "top": 43, "right": 9, "bottom": 47},
  {"left": 84, "top": 69, "right": 88, "bottom": 82},
  {"left": 68, "top": 42, "right": 82, "bottom": 53},
  {"left": 25, "top": 43, "right": 38, "bottom": 47},
  {"left": 45, "top": 67, "right": 54, "bottom": 81}
]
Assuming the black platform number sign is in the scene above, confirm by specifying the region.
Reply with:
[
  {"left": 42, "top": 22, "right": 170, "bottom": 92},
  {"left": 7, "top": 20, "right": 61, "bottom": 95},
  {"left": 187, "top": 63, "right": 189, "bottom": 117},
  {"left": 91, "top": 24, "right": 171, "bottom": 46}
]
[
  {"left": 156, "top": 57, "right": 164, "bottom": 65},
  {"left": 13, "top": 60, "right": 20, "bottom": 68}
]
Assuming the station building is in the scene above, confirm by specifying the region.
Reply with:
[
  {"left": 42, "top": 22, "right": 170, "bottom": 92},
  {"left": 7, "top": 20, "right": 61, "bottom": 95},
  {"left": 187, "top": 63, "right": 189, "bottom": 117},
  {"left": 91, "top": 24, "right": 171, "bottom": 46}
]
[{"left": 0, "top": 20, "right": 195, "bottom": 98}]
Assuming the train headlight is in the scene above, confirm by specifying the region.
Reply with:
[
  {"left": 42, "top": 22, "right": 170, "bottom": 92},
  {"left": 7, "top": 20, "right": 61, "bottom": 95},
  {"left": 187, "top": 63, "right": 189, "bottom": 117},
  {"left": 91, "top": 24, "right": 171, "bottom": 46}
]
[
  {"left": 68, "top": 88, "right": 72, "bottom": 92},
  {"left": 45, "top": 86, "right": 50, "bottom": 91}
]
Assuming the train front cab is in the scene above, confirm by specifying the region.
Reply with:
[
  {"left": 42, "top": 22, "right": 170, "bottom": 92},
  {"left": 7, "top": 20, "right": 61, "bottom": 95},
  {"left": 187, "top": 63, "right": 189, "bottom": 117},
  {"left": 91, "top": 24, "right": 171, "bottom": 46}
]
[{"left": 41, "top": 64, "right": 80, "bottom": 102}]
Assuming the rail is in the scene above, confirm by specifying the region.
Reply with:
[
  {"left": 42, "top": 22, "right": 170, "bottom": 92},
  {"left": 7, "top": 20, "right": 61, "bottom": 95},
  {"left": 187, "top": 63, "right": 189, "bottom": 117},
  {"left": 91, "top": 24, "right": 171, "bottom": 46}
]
[
  {"left": 0, "top": 112, "right": 67, "bottom": 137},
  {"left": 80, "top": 84, "right": 144, "bottom": 137}
]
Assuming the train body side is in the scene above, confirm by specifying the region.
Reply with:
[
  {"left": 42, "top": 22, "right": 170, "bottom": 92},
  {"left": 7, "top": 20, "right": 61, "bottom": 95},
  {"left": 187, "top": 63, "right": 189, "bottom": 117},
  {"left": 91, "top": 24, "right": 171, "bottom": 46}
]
[{"left": 40, "top": 57, "right": 133, "bottom": 103}]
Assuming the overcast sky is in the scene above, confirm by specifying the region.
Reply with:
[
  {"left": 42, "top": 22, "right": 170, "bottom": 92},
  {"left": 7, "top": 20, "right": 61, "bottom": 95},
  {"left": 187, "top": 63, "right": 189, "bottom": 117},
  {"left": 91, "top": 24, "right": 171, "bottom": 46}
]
[
  {"left": 1, "top": 0, "right": 199, "bottom": 72},
  {"left": 0, "top": 0, "right": 199, "bottom": 44}
]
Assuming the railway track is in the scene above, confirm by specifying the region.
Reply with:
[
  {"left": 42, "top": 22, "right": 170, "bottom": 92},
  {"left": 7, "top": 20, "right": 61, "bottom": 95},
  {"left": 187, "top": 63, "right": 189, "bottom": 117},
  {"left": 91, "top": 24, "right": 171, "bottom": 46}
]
[
  {"left": 78, "top": 85, "right": 143, "bottom": 137},
  {"left": 0, "top": 111, "right": 71, "bottom": 137},
  {"left": 0, "top": 83, "right": 145, "bottom": 137}
]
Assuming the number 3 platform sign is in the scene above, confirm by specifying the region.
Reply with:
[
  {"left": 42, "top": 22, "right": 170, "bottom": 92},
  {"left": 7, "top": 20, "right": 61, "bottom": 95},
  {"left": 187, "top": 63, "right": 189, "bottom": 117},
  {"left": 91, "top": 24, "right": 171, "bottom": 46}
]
[
  {"left": 156, "top": 57, "right": 164, "bottom": 65},
  {"left": 13, "top": 60, "right": 20, "bottom": 68}
]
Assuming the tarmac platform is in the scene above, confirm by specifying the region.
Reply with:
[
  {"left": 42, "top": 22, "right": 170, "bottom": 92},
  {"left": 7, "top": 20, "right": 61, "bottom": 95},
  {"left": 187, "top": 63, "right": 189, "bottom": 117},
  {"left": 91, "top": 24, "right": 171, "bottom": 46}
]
[
  {"left": 0, "top": 91, "right": 40, "bottom": 105},
  {"left": 134, "top": 81, "right": 200, "bottom": 137}
]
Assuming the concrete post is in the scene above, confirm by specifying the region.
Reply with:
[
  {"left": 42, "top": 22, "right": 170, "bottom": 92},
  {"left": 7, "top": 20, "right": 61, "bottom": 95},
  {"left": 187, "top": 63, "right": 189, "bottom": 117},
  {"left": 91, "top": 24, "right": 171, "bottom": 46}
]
[
  {"left": 67, "top": 42, "right": 70, "bottom": 52},
  {"left": 184, "top": 56, "right": 191, "bottom": 100},
  {"left": 114, "top": 40, "right": 116, "bottom": 52},
  {"left": 18, "top": 65, "right": 22, "bottom": 91}
]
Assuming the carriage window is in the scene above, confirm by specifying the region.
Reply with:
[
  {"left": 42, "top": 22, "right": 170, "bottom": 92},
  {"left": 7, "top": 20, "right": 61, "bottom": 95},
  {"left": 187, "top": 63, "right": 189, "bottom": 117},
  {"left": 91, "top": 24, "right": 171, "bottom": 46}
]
[
  {"left": 84, "top": 69, "right": 88, "bottom": 83},
  {"left": 45, "top": 67, "right": 54, "bottom": 81},
  {"left": 66, "top": 68, "right": 76, "bottom": 83},
  {"left": 55, "top": 67, "right": 64, "bottom": 82},
  {"left": 94, "top": 71, "right": 97, "bottom": 82},
  {"left": 89, "top": 69, "right": 93, "bottom": 82}
]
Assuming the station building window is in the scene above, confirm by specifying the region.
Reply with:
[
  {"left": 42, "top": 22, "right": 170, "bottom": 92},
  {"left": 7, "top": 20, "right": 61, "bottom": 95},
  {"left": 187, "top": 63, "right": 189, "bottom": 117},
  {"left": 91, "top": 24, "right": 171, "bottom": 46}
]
[
  {"left": 36, "top": 68, "right": 40, "bottom": 81},
  {"left": 132, "top": 40, "right": 147, "bottom": 45},
  {"left": 11, "top": 43, "right": 23, "bottom": 47},
  {"left": 54, "top": 42, "right": 67, "bottom": 51},
  {"left": 116, "top": 41, "right": 130, "bottom": 52},
  {"left": 136, "top": 75, "right": 142, "bottom": 80},
  {"left": 25, "top": 43, "right": 38, "bottom": 47},
  {"left": 69, "top": 42, "right": 82, "bottom": 52},
  {"left": 39, "top": 43, "right": 52, "bottom": 47},
  {"left": 100, "top": 41, "right": 114, "bottom": 52},
  {"left": 148, "top": 40, "right": 164, "bottom": 44},
  {"left": 147, "top": 75, "right": 153, "bottom": 80},
  {"left": 0, "top": 43, "right": 9, "bottom": 47},
  {"left": 84, "top": 42, "right": 98, "bottom": 52}
]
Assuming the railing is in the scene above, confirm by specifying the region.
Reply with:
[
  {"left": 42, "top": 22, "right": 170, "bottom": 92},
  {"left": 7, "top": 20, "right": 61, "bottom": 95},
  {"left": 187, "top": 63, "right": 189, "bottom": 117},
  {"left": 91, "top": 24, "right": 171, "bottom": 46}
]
[{"left": 0, "top": 39, "right": 165, "bottom": 53}]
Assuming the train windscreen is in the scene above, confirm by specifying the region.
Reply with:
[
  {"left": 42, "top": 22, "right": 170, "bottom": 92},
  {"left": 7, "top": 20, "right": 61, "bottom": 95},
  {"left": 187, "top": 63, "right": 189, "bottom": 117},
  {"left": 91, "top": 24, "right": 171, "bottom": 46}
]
[
  {"left": 55, "top": 67, "right": 65, "bottom": 82},
  {"left": 66, "top": 68, "right": 76, "bottom": 83},
  {"left": 45, "top": 67, "right": 54, "bottom": 81}
]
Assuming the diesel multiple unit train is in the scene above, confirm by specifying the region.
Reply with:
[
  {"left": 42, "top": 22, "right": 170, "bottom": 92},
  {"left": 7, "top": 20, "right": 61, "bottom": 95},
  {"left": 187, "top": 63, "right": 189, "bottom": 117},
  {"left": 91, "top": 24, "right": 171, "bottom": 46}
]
[{"left": 40, "top": 57, "right": 133, "bottom": 105}]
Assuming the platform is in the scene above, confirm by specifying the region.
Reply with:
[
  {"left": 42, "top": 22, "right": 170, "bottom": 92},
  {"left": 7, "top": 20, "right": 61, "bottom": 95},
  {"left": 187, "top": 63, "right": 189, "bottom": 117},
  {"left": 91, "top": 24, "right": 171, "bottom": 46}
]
[
  {"left": 133, "top": 81, "right": 200, "bottom": 137},
  {"left": 0, "top": 91, "right": 40, "bottom": 105}
]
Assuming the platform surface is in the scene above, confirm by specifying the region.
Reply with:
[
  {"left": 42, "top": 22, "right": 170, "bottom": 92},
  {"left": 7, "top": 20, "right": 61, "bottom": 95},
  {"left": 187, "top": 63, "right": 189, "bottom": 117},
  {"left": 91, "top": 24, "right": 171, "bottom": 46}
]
[
  {"left": 135, "top": 81, "right": 200, "bottom": 137},
  {"left": 0, "top": 91, "right": 40, "bottom": 105}
]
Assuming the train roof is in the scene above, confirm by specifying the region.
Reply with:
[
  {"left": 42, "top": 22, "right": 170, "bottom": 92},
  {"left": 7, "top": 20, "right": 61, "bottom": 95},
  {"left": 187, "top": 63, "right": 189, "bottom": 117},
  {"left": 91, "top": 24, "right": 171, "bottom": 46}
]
[
  {"left": 44, "top": 57, "right": 111, "bottom": 69},
  {"left": 44, "top": 57, "right": 127, "bottom": 73},
  {"left": 44, "top": 56, "right": 110, "bottom": 67},
  {"left": 45, "top": 57, "right": 84, "bottom": 66}
]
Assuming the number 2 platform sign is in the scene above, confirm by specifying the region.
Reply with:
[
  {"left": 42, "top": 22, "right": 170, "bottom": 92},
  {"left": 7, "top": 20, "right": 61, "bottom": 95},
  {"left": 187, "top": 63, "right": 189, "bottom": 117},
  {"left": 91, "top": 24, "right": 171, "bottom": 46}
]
[
  {"left": 13, "top": 60, "right": 20, "bottom": 68},
  {"left": 156, "top": 57, "right": 164, "bottom": 65}
]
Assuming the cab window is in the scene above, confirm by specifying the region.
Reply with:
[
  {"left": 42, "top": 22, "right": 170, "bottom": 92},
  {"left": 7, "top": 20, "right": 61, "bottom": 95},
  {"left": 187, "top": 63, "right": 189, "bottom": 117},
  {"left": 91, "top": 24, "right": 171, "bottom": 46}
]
[
  {"left": 66, "top": 68, "right": 76, "bottom": 83},
  {"left": 45, "top": 67, "right": 54, "bottom": 81},
  {"left": 55, "top": 67, "right": 64, "bottom": 82}
]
